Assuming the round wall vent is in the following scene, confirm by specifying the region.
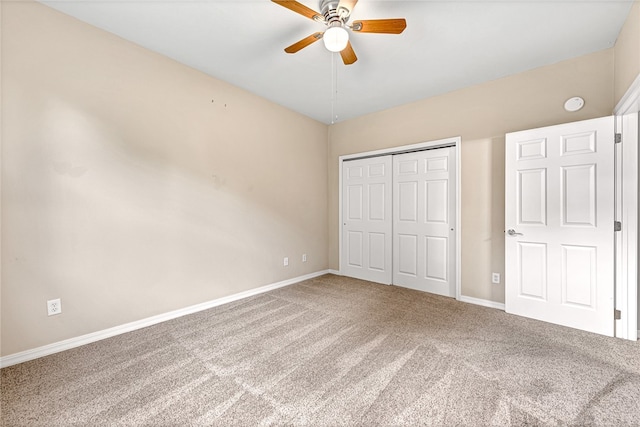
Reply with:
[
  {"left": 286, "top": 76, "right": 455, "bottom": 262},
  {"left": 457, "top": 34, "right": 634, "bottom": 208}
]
[{"left": 564, "top": 97, "right": 585, "bottom": 112}]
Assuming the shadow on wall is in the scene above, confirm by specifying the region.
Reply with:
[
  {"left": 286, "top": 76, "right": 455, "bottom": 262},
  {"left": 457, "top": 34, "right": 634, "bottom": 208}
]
[
  {"left": 491, "top": 136, "right": 506, "bottom": 304},
  {"left": 460, "top": 136, "right": 506, "bottom": 303}
]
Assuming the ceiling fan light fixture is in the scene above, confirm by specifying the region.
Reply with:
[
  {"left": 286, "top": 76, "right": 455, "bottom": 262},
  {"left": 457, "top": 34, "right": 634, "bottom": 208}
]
[{"left": 323, "top": 26, "right": 349, "bottom": 52}]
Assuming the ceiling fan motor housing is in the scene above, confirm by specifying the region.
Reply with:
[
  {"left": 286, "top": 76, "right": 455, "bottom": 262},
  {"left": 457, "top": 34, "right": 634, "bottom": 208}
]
[{"left": 320, "top": 0, "right": 349, "bottom": 26}]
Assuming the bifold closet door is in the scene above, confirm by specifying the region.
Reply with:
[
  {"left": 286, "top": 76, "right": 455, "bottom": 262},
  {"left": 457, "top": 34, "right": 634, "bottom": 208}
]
[
  {"left": 341, "top": 156, "right": 393, "bottom": 284},
  {"left": 393, "top": 147, "right": 457, "bottom": 297}
]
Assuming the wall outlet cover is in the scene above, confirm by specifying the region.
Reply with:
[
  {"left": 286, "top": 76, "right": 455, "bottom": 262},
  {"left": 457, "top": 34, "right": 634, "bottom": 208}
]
[{"left": 47, "top": 298, "right": 62, "bottom": 316}]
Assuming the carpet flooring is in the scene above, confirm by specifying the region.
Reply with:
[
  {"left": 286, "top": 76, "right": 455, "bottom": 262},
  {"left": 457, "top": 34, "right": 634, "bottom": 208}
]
[{"left": 2, "top": 274, "right": 640, "bottom": 426}]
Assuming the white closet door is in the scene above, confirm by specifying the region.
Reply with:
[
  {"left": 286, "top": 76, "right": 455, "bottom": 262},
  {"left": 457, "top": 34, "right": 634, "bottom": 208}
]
[
  {"left": 505, "top": 116, "right": 615, "bottom": 336},
  {"left": 341, "top": 156, "right": 393, "bottom": 284},
  {"left": 393, "top": 147, "right": 456, "bottom": 296}
]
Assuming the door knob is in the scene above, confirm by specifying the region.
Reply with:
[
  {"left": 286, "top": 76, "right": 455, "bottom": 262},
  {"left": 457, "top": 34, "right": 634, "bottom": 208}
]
[{"left": 507, "top": 229, "right": 523, "bottom": 236}]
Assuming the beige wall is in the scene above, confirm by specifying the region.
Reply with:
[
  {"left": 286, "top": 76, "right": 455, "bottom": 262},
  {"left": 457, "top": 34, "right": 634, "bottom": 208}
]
[
  {"left": 329, "top": 49, "right": 615, "bottom": 303},
  {"left": 1, "top": 2, "right": 328, "bottom": 356},
  {"left": 3, "top": 1, "right": 638, "bottom": 359},
  {"left": 614, "top": 1, "right": 640, "bottom": 106}
]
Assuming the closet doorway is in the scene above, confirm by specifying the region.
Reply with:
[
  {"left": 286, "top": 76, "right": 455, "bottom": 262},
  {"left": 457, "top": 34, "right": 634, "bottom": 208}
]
[{"left": 339, "top": 138, "right": 460, "bottom": 298}]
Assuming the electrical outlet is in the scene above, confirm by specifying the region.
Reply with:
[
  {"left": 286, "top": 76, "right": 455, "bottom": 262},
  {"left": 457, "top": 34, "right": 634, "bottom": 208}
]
[
  {"left": 283, "top": 257, "right": 289, "bottom": 267},
  {"left": 302, "top": 254, "right": 307, "bottom": 262},
  {"left": 47, "top": 298, "right": 62, "bottom": 316},
  {"left": 492, "top": 273, "right": 501, "bottom": 284}
]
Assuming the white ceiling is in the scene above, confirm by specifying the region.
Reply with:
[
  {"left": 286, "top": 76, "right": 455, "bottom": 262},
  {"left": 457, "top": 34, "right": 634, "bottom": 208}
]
[{"left": 40, "top": 0, "right": 634, "bottom": 124}]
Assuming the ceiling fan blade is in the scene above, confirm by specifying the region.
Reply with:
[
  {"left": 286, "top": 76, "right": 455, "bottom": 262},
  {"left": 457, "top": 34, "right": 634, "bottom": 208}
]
[
  {"left": 284, "top": 32, "right": 323, "bottom": 53},
  {"left": 338, "top": 0, "right": 358, "bottom": 16},
  {"left": 272, "top": 0, "right": 324, "bottom": 22},
  {"left": 352, "top": 18, "right": 407, "bottom": 34},
  {"left": 340, "top": 41, "right": 357, "bottom": 65}
]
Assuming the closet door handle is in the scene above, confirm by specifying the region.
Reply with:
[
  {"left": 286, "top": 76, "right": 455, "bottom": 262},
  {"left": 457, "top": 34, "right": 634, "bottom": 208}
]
[{"left": 507, "top": 229, "right": 523, "bottom": 236}]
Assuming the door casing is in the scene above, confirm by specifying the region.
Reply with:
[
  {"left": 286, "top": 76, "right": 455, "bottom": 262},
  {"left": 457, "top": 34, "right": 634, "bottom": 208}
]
[{"left": 614, "top": 73, "right": 640, "bottom": 341}]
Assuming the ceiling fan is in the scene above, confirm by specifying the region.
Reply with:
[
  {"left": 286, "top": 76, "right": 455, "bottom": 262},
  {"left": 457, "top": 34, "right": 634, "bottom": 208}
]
[{"left": 272, "top": 0, "right": 407, "bottom": 65}]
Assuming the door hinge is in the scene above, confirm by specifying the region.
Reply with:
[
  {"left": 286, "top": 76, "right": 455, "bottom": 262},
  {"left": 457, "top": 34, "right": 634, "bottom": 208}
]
[
  {"left": 615, "top": 133, "right": 622, "bottom": 144},
  {"left": 614, "top": 221, "right": 622, "bottom": 231},
  {"left": 614, "top": 309, "right": 622, "bottom": 320}
]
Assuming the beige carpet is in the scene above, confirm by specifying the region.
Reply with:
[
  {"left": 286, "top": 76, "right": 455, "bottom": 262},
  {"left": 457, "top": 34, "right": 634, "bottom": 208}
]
[{"left": 2, "top": 274, "right": 640, "bottom": 426}]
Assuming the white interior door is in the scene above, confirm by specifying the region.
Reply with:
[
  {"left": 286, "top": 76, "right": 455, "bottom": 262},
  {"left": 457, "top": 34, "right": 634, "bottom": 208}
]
[
  {"left": 393, "top": 147, "right": 457, "bottom": 296},
  {"left": 505, "top": 116, "right": 615, "bottom": 336},
  {"left": 341, "top": 156, "right": 392, "bottom": 284}
]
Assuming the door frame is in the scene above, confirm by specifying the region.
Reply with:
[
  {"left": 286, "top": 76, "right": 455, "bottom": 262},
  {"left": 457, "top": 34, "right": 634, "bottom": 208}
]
[
  {"left": 338, "top": 136, "right": 462, "bottom": 299},
  {"left": 614, "top": 73, "right": 640, "bottom": 341}
]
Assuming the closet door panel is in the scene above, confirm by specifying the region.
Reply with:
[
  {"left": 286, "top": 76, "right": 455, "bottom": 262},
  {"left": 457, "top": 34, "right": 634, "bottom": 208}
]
[
  {"left": 393, "top": 147, "right": 456, "bottom": 296},
  {"left": 342, "top": 157, "right": 392, "bottom": 284}
]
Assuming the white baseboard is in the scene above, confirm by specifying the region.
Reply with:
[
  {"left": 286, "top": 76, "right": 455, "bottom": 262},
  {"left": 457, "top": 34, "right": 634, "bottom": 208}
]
[
  {"left": 458, "top": 295, "right": 506, "bottom": 311},
  {"left": 328, "top": 269, "right": 341, "bottom": 275},
  {"left": 0, "top": 270, "right": 330, "bottom": 369}
]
